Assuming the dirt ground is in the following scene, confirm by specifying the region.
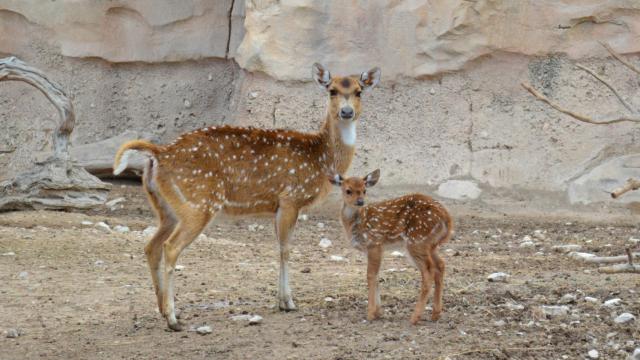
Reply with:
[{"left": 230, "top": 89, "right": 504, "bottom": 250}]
[{"left": 1, "top": 184, "right": 639, "bottom": 360}]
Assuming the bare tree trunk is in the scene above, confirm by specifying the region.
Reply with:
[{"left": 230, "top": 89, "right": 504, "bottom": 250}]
[{"left": 0, "top": 57, "right": 110, "bottom": 211}]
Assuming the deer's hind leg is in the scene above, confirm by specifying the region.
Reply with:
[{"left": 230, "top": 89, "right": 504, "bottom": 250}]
[
  {"left": 408, "top": 250, "right": 434, "bottom": 325},
  {"left": 161, "top": 206, "right": 213, "bottom": 331},
  {"left": 430, "top": 250, "right": 445, "bottom": 321},
  {"left": 143, "top": 160, "right": 177, "bottom": 314}
]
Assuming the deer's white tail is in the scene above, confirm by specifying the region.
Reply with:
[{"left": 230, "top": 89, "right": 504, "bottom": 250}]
[{"left": 113, "top": 140, "right": 161, "bottom": 175}]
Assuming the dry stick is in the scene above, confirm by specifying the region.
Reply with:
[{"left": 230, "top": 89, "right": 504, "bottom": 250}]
[
  {"left": 600, "top": 41, "right": 640, "bottom": 76},
  {"left": 578, "top": 252, "right": 640, "bottom": 264},
  {"left": 575, "top": 63, "right": 636, "bottom": 113},
  {"left": 521, "top": 82, "right": 640, "bottom": 124},
  {"left": 598, "top": 263, "right": 640, "bottom": 274},
  {"left": 611, "top": 178, "right": 640, "bottom": 198},
  {"left": 627, "top": 248, "right": 634, "bottom": 265}
]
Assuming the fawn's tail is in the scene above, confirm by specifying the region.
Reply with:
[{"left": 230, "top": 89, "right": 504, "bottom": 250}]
[{"left": 113, "top": 140, "right": 162, "bottom": 175}]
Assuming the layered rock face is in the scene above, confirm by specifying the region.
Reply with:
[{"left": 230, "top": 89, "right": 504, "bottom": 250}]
[{"left": 2, "top": 0, "right": 640, "bottom": 208}]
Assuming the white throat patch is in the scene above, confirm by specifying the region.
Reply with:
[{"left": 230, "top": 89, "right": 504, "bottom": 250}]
[{"left": 338, "top": 121, "right": 357, "bottom": 146}]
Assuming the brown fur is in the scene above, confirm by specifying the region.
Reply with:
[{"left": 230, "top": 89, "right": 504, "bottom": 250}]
[
  {"left": 332, "top": 170, "right": 453, "bottom": 325},
  {"left": 113, "top": 63, "right": 380, "bottom": 330}
]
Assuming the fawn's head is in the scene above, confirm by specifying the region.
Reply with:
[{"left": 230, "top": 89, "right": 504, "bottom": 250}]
[
  {"left": 329, "top": 169, "right": 380, "bottom": 207},
  {"left": 312, "top": 63, "right": 380, "bottom": 123}
]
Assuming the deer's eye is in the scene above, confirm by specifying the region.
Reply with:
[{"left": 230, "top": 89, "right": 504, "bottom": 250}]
[
  {"left": 345, "top": 189, "right": 352, "bottom": 195},
  {"left": 330, "top": 89, "right": 338, "bottom": 96},
  {"left": 355, "top": 91, "right": 362, "bottom": 97}
]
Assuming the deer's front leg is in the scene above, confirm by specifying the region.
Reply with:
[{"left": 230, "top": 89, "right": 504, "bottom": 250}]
[
  {"left": 275, "top": 203, "right": 298, "bottom": 311},
  {"left": 366, "top": 246, "right": 383, "bottom": 321}
]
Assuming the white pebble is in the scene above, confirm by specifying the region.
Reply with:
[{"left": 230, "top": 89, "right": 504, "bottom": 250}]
[
  {"left": 81, "top": 220, "right": 93, "bottom": 226},
  {"left": 318, "top": 238, "right": 332, "bottom": 248},
  {"left": 18, "top": 271, "right": 28, "bottom": 279},
  {"left": 539, "top": 305, "right": 570, "bottom": 317},
  {"left": 95, "top": 222, "right": 111, "bottom": 233},
  {"left": 603, "top": 298, "right": 622, "bottom": 308},
  {"left": 324, "top": 297, "right": 335, "bottom": 302},
  {"left": 329, "top": 255, "right": 346, "bottom": 262},
  {"left": 230, "top": 314, "right": 253, "bottom": 321},
  {"left": 391, "top": 251, "right": 404, "bottom": 258},
  {"left": 95, "top": 260, "right": 104, "bottom": 266},
  {"left": 487, "top": 272, "right": 509, "bottom": 282},
  {"left": 587, "top": 349, "right": 599, "bottom": 359},
  {"left": 142, "top": 226, "right": 157, "bottom": 237},
  {"left": 175, "top": 265, "right": 185, "bottom": 271},
  {"left": 196, "top": 325, "right": 212, "bottom": 335},
  {"left": 113, "top": 225, "right": 130, "bottom": 234},
  {"left": 613, "top": 313, "right": 635, "bottom": 324},
  {"left": 249, "top": 315, "right": 263, "bottom": 325},
  {"left": 584, "top": 296, "right": 599, "bottom": 303},
  {"left": 1, "top": 252, "right": 15, "bottom": 256},
  {"left": 298, "top": 214, "right": 309, "bottom": 221},
  {"left": 248, "top": 224, "right": 259, "bottom": 232},
  {"left": 317, "top": 222, "right": 325, "bottom": 229}
]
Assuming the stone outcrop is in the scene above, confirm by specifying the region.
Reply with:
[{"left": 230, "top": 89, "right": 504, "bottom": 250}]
[
  {"left": 0, "top": 0, "right": 245, "bottom": 62},
  {"left": 2, "top": 0, "right": 640, "bottom": 209},
  {"left": 237, "top": 0, "right": 640, "bottom": 80}
]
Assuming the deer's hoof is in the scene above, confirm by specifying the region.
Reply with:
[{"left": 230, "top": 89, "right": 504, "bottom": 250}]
[
  {"left": 167, "top": 320, "right": 184, "bottom": 332},
  {"left": 278, "top": 298, "right": 297, "bottom": 312}
]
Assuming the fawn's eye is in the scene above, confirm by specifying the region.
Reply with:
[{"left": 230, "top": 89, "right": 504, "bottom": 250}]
[
  {"left": 345, "top": 189, "right": 352, "bottom": 195},
  {"left": 355, "top": 91, "right": 362, "bottom": 97},
  {"left": 330, "top": 89, "right": 338, "bottom": 96}
]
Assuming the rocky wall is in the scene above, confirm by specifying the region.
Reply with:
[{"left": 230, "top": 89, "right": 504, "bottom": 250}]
[{"left": 2, "top": 0, "right": 640, "bottom": 208}]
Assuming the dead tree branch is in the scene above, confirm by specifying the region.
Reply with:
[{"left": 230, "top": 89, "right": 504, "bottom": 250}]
[
  {"left": 0, "top": 56, "right": 75, "bottom": 160},
  {"left": 521, "top": 82, "right": 640, "bottom": 125},
  {"left": 611, "top": 178, "right": 640, "bottom": 198},
  {"left": 600, "top": 41, "right": 640, "bottom": 76},
  {"left": 575, "top": 63, "right": 635, "bottom": 113},
  {"left": 0, "top": 56, "right": 110, "bottom": 211}
]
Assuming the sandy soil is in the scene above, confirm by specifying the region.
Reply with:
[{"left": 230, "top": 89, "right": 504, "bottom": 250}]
[{"left": 0, "top": 184, "right": 639, "bottom": 359}]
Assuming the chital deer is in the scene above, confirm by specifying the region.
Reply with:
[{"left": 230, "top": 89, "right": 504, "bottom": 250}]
[
  {"left": 330, "top": 170, "right": 453, "bottom": 324},
  {"left": 112, "top": 63, "right": 380, "bottom": 330}
]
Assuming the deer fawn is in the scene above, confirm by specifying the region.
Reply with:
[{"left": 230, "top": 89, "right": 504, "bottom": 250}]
[
  {"left": 330, "top": 170, "right": 453, "bottom": 324},
  {"left": 112, "top": 63, "right": 380, "bottom": 330}
]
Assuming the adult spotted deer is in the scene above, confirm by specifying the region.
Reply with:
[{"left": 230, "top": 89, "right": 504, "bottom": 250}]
[
  {"left": 330, "top": 170, "right": 453, "bottom": 324},
  {"left": 113, "top": 63, "right": 380, "bottom": 330}
]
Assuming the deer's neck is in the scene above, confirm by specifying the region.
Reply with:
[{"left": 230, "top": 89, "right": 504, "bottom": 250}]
[
  {"left": 319, "top": 114, "right": 356, "bottom": 175},
  {"left": 341, "top": 204, "right": 362, "bottom": 232}
]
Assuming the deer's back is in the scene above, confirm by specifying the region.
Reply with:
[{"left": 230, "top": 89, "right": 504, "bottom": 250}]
[{"left": 153, "top": 126, "right": 332, "bottom": 215}]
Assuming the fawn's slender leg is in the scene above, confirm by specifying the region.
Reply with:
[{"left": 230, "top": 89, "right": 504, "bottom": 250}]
[
  {"left": 366, "top": 246, "right": 383, "bottom": 321},
  {"left": 410, "top": 254, "right": 434, "bottom": 325},
  {"left": 431, "top": 250, "right": 445, "bottom": 321},
  {"left": 275, "top": 202, "right": 298, "bottom": 311},
  {"left": 142, "top": 162, "right": 177, "bottom": 314},
  {"left": 162, "top": 209, "right": 212, "bottom": 331}
]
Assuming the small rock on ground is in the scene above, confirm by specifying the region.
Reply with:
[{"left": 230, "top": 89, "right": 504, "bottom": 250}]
[
  {"left": 6, "top": 328, "right": 20, "bottom": 338},
  {"left": 249, "top": 315, "right": 263, "bottom": 325},
  {"left": 614, "top": 313, "right": 635, "bottom": 324},
  {"left": 318, "top": 238, "right": 332, "bottom": 248},
  {"left": 539, "top": 305, "right": 570, "bottom": 317},
  {"left": 487, "top": 272, "right": 509, "bottom": 282},
  {"left": 588, "top": 349, "right": 599, "bottom": 359},
  {"left": 196, "top": 325, "right": 212, "bottom": 335}
]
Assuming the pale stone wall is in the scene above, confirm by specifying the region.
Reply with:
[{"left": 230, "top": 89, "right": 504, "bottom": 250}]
[{"left": 2, "top": 0, "right": 640, "bottom": 207}]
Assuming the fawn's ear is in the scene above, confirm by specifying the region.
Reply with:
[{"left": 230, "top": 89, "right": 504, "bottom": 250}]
[
  {"left": 363, "top": 169, "right": 380, "bottom": 187},
  {"left": 359, "top": 67, "right": 381, "bottom": 91},
  {"left": 328, "top": 173, "right": 344, "bottom": 186},
  {"left": 312, "top": 63, "right": 332, "bottom": 89}
]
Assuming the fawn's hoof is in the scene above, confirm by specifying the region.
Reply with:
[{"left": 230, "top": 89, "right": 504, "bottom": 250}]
[
  {"left": 278, "top": 298, "right": 297, "bottom": 312},
  {"left": 431, "top": 311, "right": 442, "bottom": 321},
  {"left": 166, "top": 320, "right": 184, "bottom": 332}
]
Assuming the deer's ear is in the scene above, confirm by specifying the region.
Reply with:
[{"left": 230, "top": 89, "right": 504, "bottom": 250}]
[
  {"left": 363, "top": 169, "right": 380, "bottom": 187},
  {"left": 359, "top": 67, "right": 381, "bottom": 91},
  {"left": 312, "top": 63, "right": 332, "bottom": 89},
  {"left": 328, "top": 173, "right": 343, "bottom": 186}
]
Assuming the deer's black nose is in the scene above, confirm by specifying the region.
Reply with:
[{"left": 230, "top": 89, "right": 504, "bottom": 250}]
[
  {"left": 356, "top": 198, "right": 364, "bottom": 206},
  {"left": 340, "top": 107, "right": 354, "bottom": 119}
]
